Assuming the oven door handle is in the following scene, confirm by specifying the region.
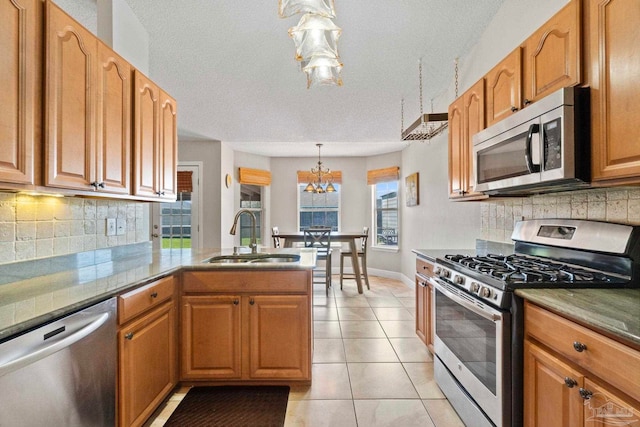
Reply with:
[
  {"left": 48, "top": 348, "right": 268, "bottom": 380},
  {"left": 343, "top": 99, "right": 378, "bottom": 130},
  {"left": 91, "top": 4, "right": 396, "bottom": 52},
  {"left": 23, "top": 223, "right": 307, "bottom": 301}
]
[
  {"left": 525, "top": 123, "right": 541, "bottom": 173},
  {"left": 429, "top": 277, "right": 503, "bottom": 322}
]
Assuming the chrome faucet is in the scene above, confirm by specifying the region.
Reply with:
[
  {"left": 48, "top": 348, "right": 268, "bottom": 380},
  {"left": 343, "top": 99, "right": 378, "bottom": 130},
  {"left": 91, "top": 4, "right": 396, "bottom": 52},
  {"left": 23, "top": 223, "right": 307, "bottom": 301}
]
[{"left": 229, "top": 209, "right": 258, "bottom": 254}]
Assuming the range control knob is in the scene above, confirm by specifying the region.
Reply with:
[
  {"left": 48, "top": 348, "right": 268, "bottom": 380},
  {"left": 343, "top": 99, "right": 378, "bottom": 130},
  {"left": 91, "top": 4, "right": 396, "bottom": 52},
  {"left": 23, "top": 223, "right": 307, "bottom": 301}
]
[
  {"left": 470, "top": 282, "right": 480, "bottom": 293},
  {"left": 454, "top": 275, "right": 465, "bottom": 285},
  {"left": 434, "top": 267, "right": 442, "bottom": 276},
  {"left": 441, "top": 269, "right": 451, "bottom": 278},
  {"left": 480, "top": 287, "right": 493, "bottom": 299}
]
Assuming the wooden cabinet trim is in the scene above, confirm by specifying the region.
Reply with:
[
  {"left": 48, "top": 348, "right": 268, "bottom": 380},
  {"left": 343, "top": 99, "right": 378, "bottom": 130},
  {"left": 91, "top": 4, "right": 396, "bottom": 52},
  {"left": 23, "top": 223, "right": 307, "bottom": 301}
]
[{"left": 182, "top": 270, "right": 310, "bottom": 294}]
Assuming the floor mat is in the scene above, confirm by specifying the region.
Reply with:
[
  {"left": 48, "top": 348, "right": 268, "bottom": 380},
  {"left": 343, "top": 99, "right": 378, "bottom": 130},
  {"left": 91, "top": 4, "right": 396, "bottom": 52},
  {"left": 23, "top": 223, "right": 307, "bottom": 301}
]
[{"left": 164, "top": 386, "right": 290, "bottom": 427}]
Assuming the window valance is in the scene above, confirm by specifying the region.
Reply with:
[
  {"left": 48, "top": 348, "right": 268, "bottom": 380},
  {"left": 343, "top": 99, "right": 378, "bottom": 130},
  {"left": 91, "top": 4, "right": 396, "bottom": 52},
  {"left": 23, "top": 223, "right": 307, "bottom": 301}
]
[
  {"left": 367, "top": 166, "right": 399, "bottom": 185},
  {"left": 238, "top": 167, "right": 272, "bottom": 185},
  {"left": 296, "top": 170, "right": 342, "bottom": 184}
]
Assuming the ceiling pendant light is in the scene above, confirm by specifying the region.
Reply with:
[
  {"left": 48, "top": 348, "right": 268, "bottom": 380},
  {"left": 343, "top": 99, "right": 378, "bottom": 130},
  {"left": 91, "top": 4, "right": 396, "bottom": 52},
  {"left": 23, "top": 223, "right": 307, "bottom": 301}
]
[
  {"left": 305, "top": 143, "right": 336, "bottom": 193},
  {"left": 279, "top": 0, "right": 343, "bottom": 88}
]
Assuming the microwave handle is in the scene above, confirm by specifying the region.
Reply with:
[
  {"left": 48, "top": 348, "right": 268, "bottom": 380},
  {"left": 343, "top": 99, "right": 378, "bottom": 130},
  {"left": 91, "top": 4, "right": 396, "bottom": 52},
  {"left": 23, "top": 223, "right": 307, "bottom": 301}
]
[{"left": 525, "top": 123, "right": 541, "bottom": 173}]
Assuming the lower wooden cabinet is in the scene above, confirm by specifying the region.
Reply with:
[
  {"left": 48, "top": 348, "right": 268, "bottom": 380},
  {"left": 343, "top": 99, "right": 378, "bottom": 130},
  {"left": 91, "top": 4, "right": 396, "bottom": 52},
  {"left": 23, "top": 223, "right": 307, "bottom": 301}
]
[
  {"left": 415, "top": 257, "right": 435, "bottom": 353},
  {"left": 117, "top": 275, "right": 177, "bottom": 427},
  {"left": 181, "top": 270, "right": 312, "bottom": 383},
  {"left": 523, "top": 301, "right": 640, "bottom": 427}
]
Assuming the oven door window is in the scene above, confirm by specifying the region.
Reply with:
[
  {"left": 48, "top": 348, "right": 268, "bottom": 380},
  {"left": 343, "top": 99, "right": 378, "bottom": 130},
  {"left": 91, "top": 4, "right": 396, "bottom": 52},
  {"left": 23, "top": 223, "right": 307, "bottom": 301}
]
[
  {"left": 435, "top": 290, "right": 497, "bottom": 394},
  {"left": 476, "top": 129, "right": 539, "bottom": 184}
]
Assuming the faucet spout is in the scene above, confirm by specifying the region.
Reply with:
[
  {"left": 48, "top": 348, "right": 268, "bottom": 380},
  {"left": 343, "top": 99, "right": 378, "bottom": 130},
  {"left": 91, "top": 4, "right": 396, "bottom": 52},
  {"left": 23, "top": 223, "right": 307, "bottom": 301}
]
[{"left": 230, "top": 209, "right": 258, "bottom": 254}]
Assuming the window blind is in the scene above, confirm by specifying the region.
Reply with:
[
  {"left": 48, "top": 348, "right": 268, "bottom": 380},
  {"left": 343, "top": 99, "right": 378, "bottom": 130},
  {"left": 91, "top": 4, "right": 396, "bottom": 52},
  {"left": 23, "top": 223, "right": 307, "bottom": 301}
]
[
  {"left": 367, "top": 166, "right": 399, "bottom": 185},
  {"left": 238, "top": 167, "right": 271, "bottom": 185}
]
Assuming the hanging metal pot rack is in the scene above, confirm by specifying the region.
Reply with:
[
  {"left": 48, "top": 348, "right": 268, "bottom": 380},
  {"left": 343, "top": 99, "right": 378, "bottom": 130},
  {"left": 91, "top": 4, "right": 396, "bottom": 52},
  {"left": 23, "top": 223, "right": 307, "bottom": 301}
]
[{"left": 401, "top": 59, "right": 457, "bottom": 141}]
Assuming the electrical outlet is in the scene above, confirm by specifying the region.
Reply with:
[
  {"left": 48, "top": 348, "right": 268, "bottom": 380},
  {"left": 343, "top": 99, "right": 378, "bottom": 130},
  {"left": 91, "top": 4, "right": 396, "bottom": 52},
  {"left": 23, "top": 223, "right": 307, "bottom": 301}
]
[
  {"left": 116, "top": 218, "right": 126, "bottom": 236},
  {"left": 106, "top": 218, "right": 116, "bottom": 236}
]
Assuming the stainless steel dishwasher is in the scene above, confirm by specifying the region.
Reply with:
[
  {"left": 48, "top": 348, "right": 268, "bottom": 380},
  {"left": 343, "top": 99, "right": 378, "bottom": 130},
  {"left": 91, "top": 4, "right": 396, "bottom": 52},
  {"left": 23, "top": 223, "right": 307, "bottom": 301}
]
[{"left": 0, "top": 298, "right": 116, "bottom": 427}]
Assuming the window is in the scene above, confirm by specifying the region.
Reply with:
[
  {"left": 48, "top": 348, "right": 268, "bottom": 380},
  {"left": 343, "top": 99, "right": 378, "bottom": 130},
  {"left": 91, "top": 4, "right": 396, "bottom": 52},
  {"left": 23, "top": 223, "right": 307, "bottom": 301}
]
[
  {"left": 373, "top": 181, "right": 398, "bottom": 247},
  {"left": 159, "top": 192, "right": 193, "bottom": 248},
  {"left": 298, "top": 184, "right": 341, "bottom": 231},
  {"left": 240, "top": 184, "right": 262, "bottom": 246}
]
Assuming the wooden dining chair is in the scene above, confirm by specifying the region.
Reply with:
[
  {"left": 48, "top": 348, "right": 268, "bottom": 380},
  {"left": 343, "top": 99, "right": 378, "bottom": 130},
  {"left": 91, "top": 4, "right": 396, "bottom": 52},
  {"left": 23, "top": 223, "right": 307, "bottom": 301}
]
[
  {"left": 271, "top": 226, "right": 281, "bottom": 248},
  {"left": 304, "top": 228, "right": 332, "bottom": 295},
  {"left": 339, "top": 226, "right": 370, "bottom": 290}
]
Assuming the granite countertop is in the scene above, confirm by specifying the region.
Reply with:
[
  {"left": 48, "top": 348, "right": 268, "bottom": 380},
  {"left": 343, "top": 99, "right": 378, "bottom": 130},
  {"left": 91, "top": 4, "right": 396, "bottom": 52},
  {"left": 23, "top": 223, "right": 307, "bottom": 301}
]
[
  {"left": 0, "top": 243, "right": 316, "bottom": 343},
  {"left": 413, "top": 243, "right": 640, "bottom": 349}
]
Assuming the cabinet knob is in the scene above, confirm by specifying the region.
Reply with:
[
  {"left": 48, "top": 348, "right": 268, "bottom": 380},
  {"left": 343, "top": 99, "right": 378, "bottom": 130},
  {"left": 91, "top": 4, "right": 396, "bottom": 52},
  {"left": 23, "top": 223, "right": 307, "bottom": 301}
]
[
  {"left": 511, "top": 106, "right": 519, "bottom": 112},
  {"left": 573, "top": 341, "right": 587, "bottom": 352},
  {"left": 90, "top": 182, "right": 98, "bottom": 189},
  {"left": 578, "top": 388, "right": 593, "bottom": 400},
  {"left": 249, "top": 298, "right": 255, "bottom": 305},
  {"left": 124, "top": 332, "right": 134, "bottom": 340},
  {"left": 564, "top": 377, "right": 577, "bottom": 388},
  {"left": 523, "top": 99, "right": 532, "bottom": 106},
  {"left": 233, "top": 298, "right": 239, "bottom": 305},
  {"left": 150, "top": 292, "right": 158, "bottom": 298},
  {"left": 98, "top": 182, "right": 105, "bottom": 188}
]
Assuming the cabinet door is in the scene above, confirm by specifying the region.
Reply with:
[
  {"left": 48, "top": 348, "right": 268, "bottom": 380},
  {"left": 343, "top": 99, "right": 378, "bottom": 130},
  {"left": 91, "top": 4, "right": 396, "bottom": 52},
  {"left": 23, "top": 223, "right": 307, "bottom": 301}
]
[
  {"left": 0, "top": 0, "right": 41, "bottom": 185},
  {"left": 248, "top": 295, "right": 310, "bottom": 380},
  {"left": 486, "top": 48, "right": 522, "bottom": 127},
  {"left": 415, "top": 275, "right": 429, "bottom": 345},
  {"left": 181, "top": 295, "right": 242, "bottom": 379},
  {"left": 96, "top": 42, "right": 131, "bottom": 194},
  {"left": 524, "top": 341, "right": 584, "bottom": 427},
  {"left": 133, "top": 70, "right": 160, "bottom": 198},
  {"left": 580, "top": 378, "right": 640, "bottom": 427},
  {"left": 522, "top": 0, "right": 581, "bottom": 104},
  {"left": 589, "top": 0, "right": 640, "bottom": 183},
  {"left": 45, "top": 1, "right": 96, "bottom": 190},
  {"left": 463, "top": 79, "right": 486, "bottom": 197},
  {"left": 158, "top": 91, "right": 177, "bottom": 200},
  {"left": 119, "top": 301, "right": 176, "bottom": 427},
  {"left": 448, "top": 95, "right": 465, "bottom": 198}
]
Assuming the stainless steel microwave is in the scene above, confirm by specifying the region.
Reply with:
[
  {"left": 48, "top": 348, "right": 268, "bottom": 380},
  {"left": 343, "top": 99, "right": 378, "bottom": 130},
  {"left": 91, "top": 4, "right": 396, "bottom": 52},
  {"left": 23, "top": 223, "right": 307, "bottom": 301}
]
[{"left": 472, "top": 87, "right": 590, "bottom": 195}]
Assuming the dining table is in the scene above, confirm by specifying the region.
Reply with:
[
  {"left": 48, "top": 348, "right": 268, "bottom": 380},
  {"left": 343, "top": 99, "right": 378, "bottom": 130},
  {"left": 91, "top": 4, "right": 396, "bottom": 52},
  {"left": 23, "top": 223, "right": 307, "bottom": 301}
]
[{"left": 273, "top": 231, "right": 368, "bottom": 294}]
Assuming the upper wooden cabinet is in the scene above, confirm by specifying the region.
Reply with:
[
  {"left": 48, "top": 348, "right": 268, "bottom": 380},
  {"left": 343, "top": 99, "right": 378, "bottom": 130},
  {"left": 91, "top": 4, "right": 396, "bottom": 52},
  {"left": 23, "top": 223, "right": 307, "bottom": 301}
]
[
  {"left": 133, "top": 71, "right": 177, "bottom": 201},
  {"left": 485, "top": 48, "right": 522, "bottom": 127},
  {"left": 522, "top": 0, "right": 582, "bottom": 105},
  {"left": 45, "top": 0, "right": 96, "bottom": 191},
  {"left": 0, "top": 0, "right": 41, "bottom": 186},
  {"left": 588, "top": 0, "right": 640, "bottom": 184},
  {"left": 45, "top": 0, "right": 132, "bottom": 194},
  {"left": 448, "top": 79, "right": 488, "bottom": 200},
  {"left": 97, "top": 42, "right": 131, "bottom": 194}
]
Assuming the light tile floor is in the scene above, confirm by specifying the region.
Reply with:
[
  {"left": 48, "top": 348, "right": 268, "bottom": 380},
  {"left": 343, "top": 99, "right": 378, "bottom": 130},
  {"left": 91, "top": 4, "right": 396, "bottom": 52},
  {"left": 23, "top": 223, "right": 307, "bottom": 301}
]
[{"left": 146, "top": 276, "right": 464, "bottom": 427}]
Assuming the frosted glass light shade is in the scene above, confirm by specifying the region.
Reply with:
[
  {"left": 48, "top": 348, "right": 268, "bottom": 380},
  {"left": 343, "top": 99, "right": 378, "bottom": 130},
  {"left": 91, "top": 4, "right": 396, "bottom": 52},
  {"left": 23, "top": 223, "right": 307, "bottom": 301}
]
[
  {"left": 289, "top": 14, "right": 341, "bottom": 61},
  {"left": 278, "top": 0, "right": 336, "bottom": 18},
  {"left": 303, "top": 57, "right": 343, "bottom": 88}
]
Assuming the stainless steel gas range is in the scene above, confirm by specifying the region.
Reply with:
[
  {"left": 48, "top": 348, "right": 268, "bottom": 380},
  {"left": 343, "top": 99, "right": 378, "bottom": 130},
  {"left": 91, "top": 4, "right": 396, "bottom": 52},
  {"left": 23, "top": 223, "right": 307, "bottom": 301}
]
[{"left": 428, "top": 219, "right": 640, "bottom": 427}]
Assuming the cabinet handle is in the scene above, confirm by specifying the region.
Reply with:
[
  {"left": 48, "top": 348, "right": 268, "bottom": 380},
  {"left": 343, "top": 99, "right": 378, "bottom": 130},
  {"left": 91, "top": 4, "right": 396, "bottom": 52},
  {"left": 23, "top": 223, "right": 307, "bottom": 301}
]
[
  {"left": 249, "top": 298, "right": 255, "bottom": 305},
  {"left": 124, "top": 332, "right": 134, "bottom": 340},
  {"left": 573, "top": 341, "right": 587, "bottom": 352},
  {"left": 233, "top": 298, "right": 239, "bottom": 305},
  {"left": 511, "top": 106, "right": 518, "bottom": 112},
  {"left": 150, "top": 292, "right": 158, "bottom": 298},
  {"left": 98, "top": 182, "right": 105, "bottom": 188},
  {"left": 523, "top": 99, "right": 531, "bottom": 106},
  {"left": 578, "top": 388, "right": 593, "bottom": 400},
  {"left": 564, "top": 377, "right": 577, "bottom": 388},
  {"left": 90, "top": 182, "right": 98, "bottom": 189}
]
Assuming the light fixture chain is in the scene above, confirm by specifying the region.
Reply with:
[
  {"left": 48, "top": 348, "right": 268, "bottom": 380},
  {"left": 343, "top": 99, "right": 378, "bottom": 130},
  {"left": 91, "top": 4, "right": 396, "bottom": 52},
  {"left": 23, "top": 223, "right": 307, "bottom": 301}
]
[
  {"left": 401, "top": 98, "right": 404, "bottom": 136},
  {"left": 454, "top": 58, "right": 459, "bottom": 98},
  {"left": 419, "top": 59, "right": 424, "bottom": 117}
]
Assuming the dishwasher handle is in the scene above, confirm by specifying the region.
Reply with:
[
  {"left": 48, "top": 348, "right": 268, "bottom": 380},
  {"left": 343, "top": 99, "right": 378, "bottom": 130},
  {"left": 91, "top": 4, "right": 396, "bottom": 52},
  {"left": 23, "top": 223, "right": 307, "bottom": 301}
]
[{"left": 0, "top": 312, "right": 110, "bottom": 378}]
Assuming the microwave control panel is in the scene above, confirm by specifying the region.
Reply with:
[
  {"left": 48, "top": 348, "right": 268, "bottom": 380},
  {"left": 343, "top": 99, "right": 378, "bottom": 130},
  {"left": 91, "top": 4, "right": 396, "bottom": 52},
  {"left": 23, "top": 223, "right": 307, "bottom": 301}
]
[{"left": 543, "top": 117, "right": 562, "bottom": 171}]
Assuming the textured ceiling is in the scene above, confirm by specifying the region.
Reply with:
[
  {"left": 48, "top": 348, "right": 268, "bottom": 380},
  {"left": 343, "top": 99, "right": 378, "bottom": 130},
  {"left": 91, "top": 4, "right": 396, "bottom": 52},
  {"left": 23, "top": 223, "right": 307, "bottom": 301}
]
[{"left": 121, "top": 0, "right": 505, "bottom": 157}]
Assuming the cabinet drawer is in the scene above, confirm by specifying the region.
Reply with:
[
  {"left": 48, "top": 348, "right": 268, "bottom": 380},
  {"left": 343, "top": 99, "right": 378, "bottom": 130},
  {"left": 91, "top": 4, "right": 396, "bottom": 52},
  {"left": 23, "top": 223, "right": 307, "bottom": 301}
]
[
  {"left": 416, "top": 258, "right": 434, "bottom": 277},
  {"left": 118, "top": 275, "right": 175, "bottom": 324},
  {"left": 525, "top": 302, "right": 640, "bottom": 402},
  {"left": 183, "top": 270, "right": 310, "bottom": 294}
]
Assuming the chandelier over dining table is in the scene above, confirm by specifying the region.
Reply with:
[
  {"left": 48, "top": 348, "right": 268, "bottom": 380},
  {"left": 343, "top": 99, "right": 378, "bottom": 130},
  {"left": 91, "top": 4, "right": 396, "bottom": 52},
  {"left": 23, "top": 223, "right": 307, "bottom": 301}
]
[
  {"left": 304, "top": 143, "right": 336, "bottom": 193},
  {"left": 279, "top": 0, "right": 343, "bottom": 88}
]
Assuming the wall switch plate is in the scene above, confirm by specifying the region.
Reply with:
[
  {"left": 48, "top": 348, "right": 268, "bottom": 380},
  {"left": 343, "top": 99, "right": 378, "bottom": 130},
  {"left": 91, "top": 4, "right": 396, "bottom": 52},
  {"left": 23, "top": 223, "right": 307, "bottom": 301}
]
[
  {"left": 116, "top": 218, "right": 126, "bottom": 236},
  {"left": 106, "top": 218, "right": 116, "bottom": 236}
]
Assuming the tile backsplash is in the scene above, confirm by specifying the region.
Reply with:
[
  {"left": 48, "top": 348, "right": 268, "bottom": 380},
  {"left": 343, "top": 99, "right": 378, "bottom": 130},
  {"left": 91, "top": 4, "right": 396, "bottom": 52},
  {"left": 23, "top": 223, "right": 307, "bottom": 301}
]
[
  {"left": 480, "top": 187, "right": 640, "bottom": 243},
  {"left": 0, "top": 192, "right": 148, "bottom": 264}
]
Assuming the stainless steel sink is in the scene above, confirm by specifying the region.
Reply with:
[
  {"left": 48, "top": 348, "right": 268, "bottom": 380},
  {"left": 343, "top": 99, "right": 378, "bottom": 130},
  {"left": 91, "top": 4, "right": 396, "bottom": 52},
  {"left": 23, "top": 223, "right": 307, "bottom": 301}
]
[{"left": 203, "top": 254, "right": 300, "bottom": 264}]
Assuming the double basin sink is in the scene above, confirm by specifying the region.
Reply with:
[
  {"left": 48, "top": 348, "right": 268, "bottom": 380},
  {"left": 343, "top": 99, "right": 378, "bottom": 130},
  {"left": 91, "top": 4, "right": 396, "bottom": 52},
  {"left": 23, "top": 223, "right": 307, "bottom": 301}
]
[{"left": 203, "top": 253, "right": 301, "bottom": 264}]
